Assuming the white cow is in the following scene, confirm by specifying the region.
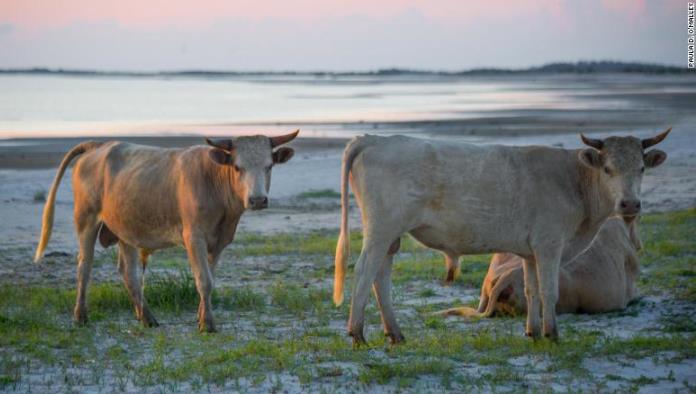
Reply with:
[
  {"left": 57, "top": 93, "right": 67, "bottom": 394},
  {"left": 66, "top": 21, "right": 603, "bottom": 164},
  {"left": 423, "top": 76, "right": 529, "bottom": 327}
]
[
  {"left": 334, "top": 129, "right": 669, "bottom": 344},
  {"left": 439, "top": 217, "right": 642, "bottom": 317}
]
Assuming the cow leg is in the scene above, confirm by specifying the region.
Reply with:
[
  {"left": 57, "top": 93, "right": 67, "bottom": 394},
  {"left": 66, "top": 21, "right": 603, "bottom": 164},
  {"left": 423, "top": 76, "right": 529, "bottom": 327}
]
[
  {"left": 373, "top": 240, "right": 404, "bottom": 345},
  {"left": 184, "top": 232, "right": 216, "bottom": 333},
  {"left": 348, "top": 236, "right": 392, "bottom": 346},
  {"left": 118, "top": 242, "right": 158, "bottom": 327},
  {"left": 443, "top": 252, "right": 460, "bottom": 285},
  {"left": 207, "top": 250, "right": 222, "bottom": 276},
  {"left": 476, "top": 280, "right": 490, "bottom": 313},
  {"left": 73, "top": 212, "right": 99, "bottom": 325},
  {"left": 522, "top": 257, "right": 541, "bottom": 338},
  {"left": 535, "top": 247, "right": 561, "bottom": 340}
]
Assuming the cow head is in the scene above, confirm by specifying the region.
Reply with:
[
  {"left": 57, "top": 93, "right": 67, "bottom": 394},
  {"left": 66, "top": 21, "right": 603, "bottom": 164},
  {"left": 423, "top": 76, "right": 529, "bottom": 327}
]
[
  {"left": 206, "top": 129, "right": 299, "bottom": 210},
  {"left": 578, "top": 127, "right": 670, "bottom": 220}
]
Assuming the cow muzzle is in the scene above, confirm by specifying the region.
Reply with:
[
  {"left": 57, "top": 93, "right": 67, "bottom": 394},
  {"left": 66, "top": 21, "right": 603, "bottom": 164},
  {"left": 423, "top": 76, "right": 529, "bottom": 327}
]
[
  {"left": 248, "top": 196, "right": 269, "bottom": 210},
  {"left": 618, "top": 198, "right": 641, "bottom": 218}
]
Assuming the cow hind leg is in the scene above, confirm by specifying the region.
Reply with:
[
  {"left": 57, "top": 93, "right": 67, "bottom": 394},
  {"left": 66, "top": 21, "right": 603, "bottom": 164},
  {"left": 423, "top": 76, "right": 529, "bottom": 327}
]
[
  {"left": 348, "top": 234, "right": 395, "bottom": 347},
  {"left": 522, "top": 258, "right": 541, "bottom": 339},
  {"left": 73, "top": 212, "right": 99, "bottom": 325},
  {"left": 118, "top": 242, "right": 158, "bottom": 328},
  {"left": 373, "top": 239, "right": 404, "bottom": 345}
]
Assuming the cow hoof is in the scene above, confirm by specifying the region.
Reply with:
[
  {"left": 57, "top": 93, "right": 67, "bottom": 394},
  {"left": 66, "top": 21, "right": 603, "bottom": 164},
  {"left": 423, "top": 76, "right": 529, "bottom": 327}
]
[
  {"left": 74, "top": 309, "right": 88, "bottom": 326},
  {"left": 199, "top": 321, "right": 217, "bottom": 333},
  {"left": 525, "top": 331, "right": 540, "bottom": 340},
  {"left": 142, "top": 316, "right": 159, "bottom": 328},
  {"left": 387, "top": 332, "right": 405, "bottom": 345},
  {"left": 349, "top": 331, "right": 367, "bottom": 348},
  {"left": 544, "top": 330, "right": 559, "bottom": 342}
]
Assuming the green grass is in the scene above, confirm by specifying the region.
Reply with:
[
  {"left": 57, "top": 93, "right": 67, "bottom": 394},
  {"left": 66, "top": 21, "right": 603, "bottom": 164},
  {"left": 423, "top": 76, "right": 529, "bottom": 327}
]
[
  {"left": 0, "top": 208, "right": 694, "bottom": 391},
  {"left": 639, "top": 208, "right": 696, "bottom": 301}
]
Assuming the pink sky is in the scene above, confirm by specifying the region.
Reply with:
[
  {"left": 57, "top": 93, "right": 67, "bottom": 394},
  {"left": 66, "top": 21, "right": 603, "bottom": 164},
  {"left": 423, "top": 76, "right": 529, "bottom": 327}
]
[
  {"left": 0, "top": 0, "right": 687, "bottom": 70},
  {"left": 2, "top": 1, "right": 570, "bottom": 27}
]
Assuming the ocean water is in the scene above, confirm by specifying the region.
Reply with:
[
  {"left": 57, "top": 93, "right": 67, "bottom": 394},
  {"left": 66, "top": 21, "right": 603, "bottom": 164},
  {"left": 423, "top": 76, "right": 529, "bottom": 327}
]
[{"left": 0, "top": 73, "right": 692, "bottom": 139}]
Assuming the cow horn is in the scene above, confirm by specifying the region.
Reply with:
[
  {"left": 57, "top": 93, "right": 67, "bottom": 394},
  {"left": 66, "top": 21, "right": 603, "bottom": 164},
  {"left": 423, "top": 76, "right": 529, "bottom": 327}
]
[
  {"left": 580, "top": 134, "right": 604, "bottom": 150},
  {"left": 205, "top": 138, "right": 235, "bottom": 151},
  {"left": 270, "top": 129, "right": 300, "bottom": 148},
  {"left": 642, "top": 127, "right": 671, "bottom": 149}
]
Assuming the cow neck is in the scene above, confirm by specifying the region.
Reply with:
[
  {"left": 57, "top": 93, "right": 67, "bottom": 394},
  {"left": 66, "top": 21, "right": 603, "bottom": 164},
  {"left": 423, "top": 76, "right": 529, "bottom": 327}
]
[
  {"left": 576, "top": 157, "right": 614, "bottom": 230},
  {"left": 222, "top": 165, "right": 243, "bottom": 212},
  {"left": 208, "top": 162, "right": 242, "bottom": 213}
]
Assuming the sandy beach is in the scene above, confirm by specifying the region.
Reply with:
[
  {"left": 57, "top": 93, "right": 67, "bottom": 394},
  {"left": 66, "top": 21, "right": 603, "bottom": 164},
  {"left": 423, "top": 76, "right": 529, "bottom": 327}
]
[{"left": 1, "top": 115, "right": 695, "bottom": 254}]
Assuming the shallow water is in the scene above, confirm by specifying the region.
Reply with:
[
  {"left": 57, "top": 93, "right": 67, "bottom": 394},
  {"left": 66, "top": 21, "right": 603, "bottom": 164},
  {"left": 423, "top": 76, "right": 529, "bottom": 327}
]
[{"left": 1, "top": 73, "right": 694, "bottom": 139}]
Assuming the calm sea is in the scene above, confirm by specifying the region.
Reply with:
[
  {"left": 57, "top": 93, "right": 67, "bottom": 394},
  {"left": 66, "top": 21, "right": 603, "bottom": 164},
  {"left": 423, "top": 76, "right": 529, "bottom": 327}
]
[{"left": 0, "top": 73, "right": 690, "bottom": 139}]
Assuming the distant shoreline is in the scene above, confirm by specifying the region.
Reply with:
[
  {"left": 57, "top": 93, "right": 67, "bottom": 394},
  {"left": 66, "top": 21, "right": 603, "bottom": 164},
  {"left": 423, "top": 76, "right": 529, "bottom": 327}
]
[{"left": 0, "top": 61, "right": 690, "bottom": 79}]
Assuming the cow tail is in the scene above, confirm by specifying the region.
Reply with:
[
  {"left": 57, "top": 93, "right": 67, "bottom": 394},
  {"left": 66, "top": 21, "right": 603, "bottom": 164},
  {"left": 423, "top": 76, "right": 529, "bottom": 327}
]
[
  {"left": 479, "top": 269, "right": 517, "bottom": 317},
  {"left": 34, "top": 141, "right": 101, "bottom": 263},
  {"left": 333, "top": 138, "right": 367, "bottom": 306},
  {"left": 434, "top": 269, "right": 517, "bottom": 318}
]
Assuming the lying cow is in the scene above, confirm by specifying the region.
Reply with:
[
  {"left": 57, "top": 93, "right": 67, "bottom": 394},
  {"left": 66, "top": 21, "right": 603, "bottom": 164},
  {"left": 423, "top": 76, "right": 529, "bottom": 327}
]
[
  {"left": 34, "top": 130, "right": 299, "bottom": 332},
  {"left": 439, "top": 217, "right": 642, "bottom": 317},
  {"left": 334, "top": 128, "right": 669, "bottom": 344}
]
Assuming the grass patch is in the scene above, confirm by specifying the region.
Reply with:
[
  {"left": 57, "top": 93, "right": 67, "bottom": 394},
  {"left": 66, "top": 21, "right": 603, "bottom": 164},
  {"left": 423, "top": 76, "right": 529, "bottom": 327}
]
[
  {"left": 359, "top": 359, "right": 453, "bottom": 385},
  {"left": 0, "top": 208, "right": 695, "bottom": 391},
  {"left": 639, "top": 208, "right": 696, "bottom": 301}
]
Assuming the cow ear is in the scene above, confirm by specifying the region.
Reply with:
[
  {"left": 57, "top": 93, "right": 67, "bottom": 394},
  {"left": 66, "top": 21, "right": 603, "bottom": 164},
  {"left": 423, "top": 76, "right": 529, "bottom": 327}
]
[
  {"left": 578, "top": 148, "right": 604, "bottom": 169},
  {"left": 644, "top": 149, "right": 666, "bottom": 168},
  {"left": 273, "top": 147, "right": 294, "bottom": 164},
  {"left": 208, "top": 148, "right": 234, "bottom": 166}
]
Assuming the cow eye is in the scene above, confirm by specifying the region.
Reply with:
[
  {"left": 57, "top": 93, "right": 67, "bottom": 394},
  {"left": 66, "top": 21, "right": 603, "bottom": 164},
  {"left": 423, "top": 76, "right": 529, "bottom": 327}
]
[
  {"left": 234, "top": 165, "right": 244, "bottom": 173},
  {"left": 265, "top": 165, "right": 273, "bottom": 172},
  {"left": 640, "top": 166, "right": 645, "bottom": 174},
  {"left": 603, "top": 166, "right": 611, "bottom": 175}
]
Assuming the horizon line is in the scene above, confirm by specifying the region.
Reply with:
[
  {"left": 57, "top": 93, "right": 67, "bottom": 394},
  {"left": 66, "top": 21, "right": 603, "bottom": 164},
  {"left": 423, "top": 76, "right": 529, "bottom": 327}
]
[{"left": 0, "top": 60, "right": 689, "bottom": 77}]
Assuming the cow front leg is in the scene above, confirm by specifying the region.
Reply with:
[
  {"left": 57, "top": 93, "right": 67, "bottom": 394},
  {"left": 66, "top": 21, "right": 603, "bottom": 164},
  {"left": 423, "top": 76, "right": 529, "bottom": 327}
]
[
  {"left": 184, "top": 232, "right": 216, "bottom": 333},
  {"left": 535, "top": 247, "right": 561, "bottom": 340},
  {"left": 348, "top": 238, "right": 390, "bottom": 347},
  {"left": 118, "top": 242, "right": 158, "bottom": 327},
  {"left": 373, "top": 250, "right": 404, "bottom": 345},
  {"left": 522, "top": 257, "right": 541, "bottom": 338}
]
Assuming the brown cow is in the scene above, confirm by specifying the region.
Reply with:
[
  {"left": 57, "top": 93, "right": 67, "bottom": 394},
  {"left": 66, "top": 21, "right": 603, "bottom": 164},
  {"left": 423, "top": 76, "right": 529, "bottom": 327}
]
[
  {"left": 439, "top": 217, "right": 642, "bottom": 317},
  {"left": 34, "top": 131, "right": 299, "bottom": 332}
]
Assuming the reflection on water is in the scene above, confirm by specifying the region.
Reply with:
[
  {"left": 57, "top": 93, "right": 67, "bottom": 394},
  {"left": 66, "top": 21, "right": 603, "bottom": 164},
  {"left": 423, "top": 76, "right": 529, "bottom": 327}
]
[{"left": 0, "top": 74, "right": 693, "bottom": 138}]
